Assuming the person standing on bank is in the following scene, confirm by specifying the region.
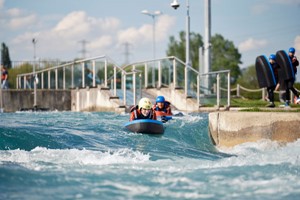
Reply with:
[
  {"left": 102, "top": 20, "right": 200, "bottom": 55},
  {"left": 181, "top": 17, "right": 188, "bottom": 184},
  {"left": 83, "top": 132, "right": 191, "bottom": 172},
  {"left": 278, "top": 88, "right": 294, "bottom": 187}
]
[
  {"left": 284, "top": 47, "right": 300, "bottom": 106},
  {"left": 266, "top": 54, "right": 279, "bottom": 107},
  {"left": 1, "top": 65, "right": 9, "bottom": 89}
]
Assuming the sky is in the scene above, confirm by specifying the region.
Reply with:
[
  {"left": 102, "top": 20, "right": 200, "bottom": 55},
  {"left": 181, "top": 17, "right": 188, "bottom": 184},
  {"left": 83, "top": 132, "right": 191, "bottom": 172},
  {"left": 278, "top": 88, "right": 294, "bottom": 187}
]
[{"left": 1, "top": 0, "right": 300, "bottom": 72}]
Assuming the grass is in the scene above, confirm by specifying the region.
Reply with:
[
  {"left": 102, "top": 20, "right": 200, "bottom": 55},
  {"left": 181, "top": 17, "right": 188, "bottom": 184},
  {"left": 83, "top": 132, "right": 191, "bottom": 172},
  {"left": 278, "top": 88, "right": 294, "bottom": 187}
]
[{"left": 230, "top": 97, "right": 300, "bottom": 112}]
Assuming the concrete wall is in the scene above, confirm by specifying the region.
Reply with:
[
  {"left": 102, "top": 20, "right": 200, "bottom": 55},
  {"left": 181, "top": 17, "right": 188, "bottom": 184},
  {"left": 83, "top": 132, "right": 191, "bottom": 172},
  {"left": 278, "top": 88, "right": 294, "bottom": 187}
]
[
  {"left": 71, "top": 86, "right": 125, "bottom": 113},
  {"left": 0, "top": 89, "right": 71, "bottom": 112},
  {"left": 145, "top": 88, "right": 199, "bottom": 111},
  {"left": 209, "top": 112, "right": 300, "bottom": 147}
]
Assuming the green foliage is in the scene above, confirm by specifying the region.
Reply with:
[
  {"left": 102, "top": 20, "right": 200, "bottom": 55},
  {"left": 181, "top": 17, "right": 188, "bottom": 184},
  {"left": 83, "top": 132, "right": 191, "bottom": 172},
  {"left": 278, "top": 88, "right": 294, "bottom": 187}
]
[
  {"left": 236, "top": 65, "right": 258, "bottom": 89},
  {"left": 1, "top": 43, "right": 12, "bottom": 69},
  {"left": 8, "top": 63, "right": 33, "bottom": 89},
  {"left": 211, "top": 34, "right": 241, "bottom": 84},
  {"left": 166, "top": 31, "right": 203, "bottom": 70},
  {"left": 166, "top": 32, "right": 242, "bottom": 84}
]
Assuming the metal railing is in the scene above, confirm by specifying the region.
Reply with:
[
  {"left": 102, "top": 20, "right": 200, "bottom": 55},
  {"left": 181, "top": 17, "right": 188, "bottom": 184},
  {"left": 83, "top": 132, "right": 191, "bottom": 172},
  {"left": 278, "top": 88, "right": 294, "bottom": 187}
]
[{"left": 17, "top": 55, "right": 231, "bottom": 108}]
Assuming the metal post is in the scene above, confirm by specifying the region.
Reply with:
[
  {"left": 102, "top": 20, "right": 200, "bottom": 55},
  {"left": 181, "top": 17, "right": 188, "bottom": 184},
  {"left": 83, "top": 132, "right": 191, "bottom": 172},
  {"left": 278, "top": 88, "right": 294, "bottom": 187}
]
[
  {"left": 217, "top": 73, "right": 220, "bottom": 107},
  {"left": 144, "top": 63, "right": 148, "bottom": 88},
  {"left": 185, "top": 0, "right": 190, "bottom": 97},
  {"left": 133, "top": 65, "right": 136, "bottom": 106},
  {"left": 123, "top": 72, "right": 127, "bottom": 105},
  {"left": 158, "top": 60, "right": 162, "bottom": 88},
  {"left": 173, "top": 58, "right": 177, "bottom": 89},
  {"left": 92, "top": 61, "right": 96, "bottom": 87},
  {"left": 197, "top": 74, "right": 200, "bottom": 105},
  {"left": 41, "top": 72, "right": 44, "bottom": 89},
  {"left": 204, "top": 0, "right": 211, "bottom": 94},
  {"left": 32, "top": 38, "right": 37, "bottom": 107},
  {"left": 48, "top": 71, "right": 51, "bottom": 89},
  {"left": 227, "top": 71, "right": 231, "bottom": 107},
  {"left": 81, "top": 62, "right": 85, "bottom": 88},
  {"left": 139, "top": 73, "right": 142, "bottom": 99},
  {"left": 114, "top": 66, "right": 117, "bottom": 96},
  {"left": 55, "top": 69, "right": 58, "bottom": 89},
  {"left": 63, "top": 67, "right": 66, "bottom": 90},
  {"left": 104, "top": 59, "right": 108, "bottom": 88},
  {"left": 71, "top": 64, "right": 74, "bottom": 88}
]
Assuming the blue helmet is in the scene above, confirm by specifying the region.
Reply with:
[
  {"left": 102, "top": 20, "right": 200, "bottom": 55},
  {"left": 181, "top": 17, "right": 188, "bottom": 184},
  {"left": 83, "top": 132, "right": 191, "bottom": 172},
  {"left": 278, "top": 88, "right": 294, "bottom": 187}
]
[
  {"left": 289, "top": 47, "right": 295, "bottom": 53},
  {"left": 156, "top": 96, "right": 165, "bottom": 103},
  {"left": 269, "top": 54, "right": 276, "bottom": 60}
]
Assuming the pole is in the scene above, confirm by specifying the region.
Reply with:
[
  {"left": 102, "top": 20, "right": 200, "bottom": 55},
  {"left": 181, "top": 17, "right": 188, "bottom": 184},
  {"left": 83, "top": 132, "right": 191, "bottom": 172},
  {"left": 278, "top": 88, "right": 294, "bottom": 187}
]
[
  {"left": 204, "top": 0, "right": 211, "bottom": 94},
  {"left": 32, "top": 38, "right": 37, "bottom": 108},
  {"left": 185, "top": 0, "right": 190, "bottom": 96},
  {"left": 141, "top": 10, "right": 162, "bottom": 88},
  {"left": 152, "top": 15, "right": 156, "bottom": 88}
]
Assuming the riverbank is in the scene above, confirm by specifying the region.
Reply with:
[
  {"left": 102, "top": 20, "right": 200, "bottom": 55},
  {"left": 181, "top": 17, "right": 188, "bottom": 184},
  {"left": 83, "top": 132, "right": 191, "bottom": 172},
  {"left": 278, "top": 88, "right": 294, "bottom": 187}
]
[{"left": 209, "top": 111, "right": 300, "bottom": 148}]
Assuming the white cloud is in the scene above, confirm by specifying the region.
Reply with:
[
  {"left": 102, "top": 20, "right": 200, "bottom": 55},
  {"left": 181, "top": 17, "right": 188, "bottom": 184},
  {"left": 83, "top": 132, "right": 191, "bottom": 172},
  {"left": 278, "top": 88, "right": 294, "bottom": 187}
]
[
  {"left": 9, "top": 10, "right": 175, "bottom": 62},
  {"left": 117, "top": 15, "right": 175, "bottom": 47},
  {"left": 6, "top": 8, "right": 23, "bottom": 17},
  {"left": 8, "top": 14, "right": 37, "bottom": 29},
  {"left": 238, "top": 38, "right": 268, "bottom": 52}
]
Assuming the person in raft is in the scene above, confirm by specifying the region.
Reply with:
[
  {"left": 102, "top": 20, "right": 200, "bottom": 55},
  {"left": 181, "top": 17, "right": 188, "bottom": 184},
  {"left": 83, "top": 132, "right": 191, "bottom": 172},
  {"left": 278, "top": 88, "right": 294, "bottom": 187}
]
[
  {"left": 266, "top": 54, "right": 279, "bottom": 108},
  {"left": 129, "top": 97, "right": 157, "bottom": 121},
  {"left": 152, "top": 96, "right": 172, "bottom": 115},
  {"left": 284, "top": 47, "right": 300, "bottom": 106}
]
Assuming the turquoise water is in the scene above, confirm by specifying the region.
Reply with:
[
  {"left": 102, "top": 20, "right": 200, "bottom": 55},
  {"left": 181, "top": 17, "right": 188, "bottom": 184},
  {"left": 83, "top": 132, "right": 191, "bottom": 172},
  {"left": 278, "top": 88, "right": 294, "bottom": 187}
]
[{"left": 0, "top": 112, "right": 299, "bottom": 200}]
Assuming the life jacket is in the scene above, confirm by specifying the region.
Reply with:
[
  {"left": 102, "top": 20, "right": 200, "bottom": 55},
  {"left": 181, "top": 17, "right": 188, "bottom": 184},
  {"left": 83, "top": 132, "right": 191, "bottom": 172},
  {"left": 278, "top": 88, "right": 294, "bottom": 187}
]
[
  {"left": 130, "top": 105, "right": 155, "bottom": 121},
  {"left": 154, "top": 101, "right": 171, "bottom": 113}
]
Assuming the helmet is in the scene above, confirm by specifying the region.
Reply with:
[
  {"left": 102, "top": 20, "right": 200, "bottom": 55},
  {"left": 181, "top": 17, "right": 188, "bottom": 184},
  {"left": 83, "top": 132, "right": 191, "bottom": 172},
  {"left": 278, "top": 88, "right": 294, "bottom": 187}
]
[
  {"left": 156, "top": 96, "right": 165, "bottom": 103},
  {"left": 138, "top": 98, "right": 152, "bottom": 110},
  {"left": 269, "top": 54, "right": 276, "bottom": 60},
  {"left": 289, "top": 47, "right": 295, "bottom": 53}
]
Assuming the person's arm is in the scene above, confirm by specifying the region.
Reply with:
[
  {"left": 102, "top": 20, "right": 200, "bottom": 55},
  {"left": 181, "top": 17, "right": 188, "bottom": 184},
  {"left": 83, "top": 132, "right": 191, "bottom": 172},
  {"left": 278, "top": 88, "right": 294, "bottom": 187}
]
[
  {"left": 152, "top": 109, "right": 157, "bottom": 120},
  {"left": 129, "top": 112, "right": 135, "bottom": 121},
  {"left": 275, "top": 83, "right": 280, "bottom": 91}
]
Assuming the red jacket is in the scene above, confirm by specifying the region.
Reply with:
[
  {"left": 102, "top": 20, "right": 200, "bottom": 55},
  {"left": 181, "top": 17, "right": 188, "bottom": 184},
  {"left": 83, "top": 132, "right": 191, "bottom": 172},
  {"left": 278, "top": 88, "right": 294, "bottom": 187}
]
[
  {"left": 152, "top": 101, "right": 172, "bottom": 115},
  {"left": 129, "top": 106, "right": 157, "bottom": 121}
]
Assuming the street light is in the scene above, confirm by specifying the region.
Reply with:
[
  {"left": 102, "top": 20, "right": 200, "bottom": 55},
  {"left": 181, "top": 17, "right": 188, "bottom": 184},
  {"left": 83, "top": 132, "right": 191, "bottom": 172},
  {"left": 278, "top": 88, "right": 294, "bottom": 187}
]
[
  {"left": 170, "top": 0, "right": 190, "bottom": 96},
  {"left": 141, "top": 9, "right": 162, "bottom": 88}
]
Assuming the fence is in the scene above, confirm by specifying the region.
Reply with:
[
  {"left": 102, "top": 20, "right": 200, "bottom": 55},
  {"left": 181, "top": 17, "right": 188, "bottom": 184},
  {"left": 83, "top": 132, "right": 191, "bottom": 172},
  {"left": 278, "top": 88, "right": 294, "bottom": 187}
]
[
  {"left": 16, "top": 55, "right": 231, "bottom": 108},
  {"left": 227, "top": 84, "right": 300, "bottom": 102}
]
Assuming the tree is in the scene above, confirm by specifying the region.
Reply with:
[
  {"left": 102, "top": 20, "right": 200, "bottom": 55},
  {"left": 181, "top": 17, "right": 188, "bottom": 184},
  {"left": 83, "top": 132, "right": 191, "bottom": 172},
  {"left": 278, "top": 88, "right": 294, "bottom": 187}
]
[
  {"left": 211, "top": 34, "right": 241, "bottom": 84},
  {"left": 1, "top": 43, "right": 12, "bottom": 69},
  {"left": 166, "top": 31, "right": 203, "bottom": 69},
  {"left": 236, "top": 65, "right": 258, "bottom": 89},
  {"left": 166, "top": 32, "right": 242, "bottom": 84}
]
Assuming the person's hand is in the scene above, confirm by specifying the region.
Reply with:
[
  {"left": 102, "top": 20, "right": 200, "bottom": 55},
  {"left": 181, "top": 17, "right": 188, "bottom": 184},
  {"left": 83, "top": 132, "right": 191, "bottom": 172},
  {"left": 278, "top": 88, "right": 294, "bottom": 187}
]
[
  {"left": 161, "top": 116, "right": 168, "bottom": 123},
  {"left": 292, "top": 56, "right": 297, "bottom": 63}
]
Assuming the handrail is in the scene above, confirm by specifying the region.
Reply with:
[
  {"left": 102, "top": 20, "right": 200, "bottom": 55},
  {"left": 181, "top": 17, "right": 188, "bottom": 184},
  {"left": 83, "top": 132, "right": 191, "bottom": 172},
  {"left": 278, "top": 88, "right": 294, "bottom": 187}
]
[{"left": 16, "top": 55, "right": 232, "bottom": 108}]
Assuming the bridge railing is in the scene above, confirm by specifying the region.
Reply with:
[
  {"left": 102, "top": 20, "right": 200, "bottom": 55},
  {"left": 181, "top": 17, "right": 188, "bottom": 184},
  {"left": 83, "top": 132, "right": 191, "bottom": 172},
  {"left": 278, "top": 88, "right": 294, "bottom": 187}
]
[
  {"left": 16, "top": 55, "right": 231, "bottom": 108},
  {"left": 120, "top": 56, "right": 231, "bottom": 107}
]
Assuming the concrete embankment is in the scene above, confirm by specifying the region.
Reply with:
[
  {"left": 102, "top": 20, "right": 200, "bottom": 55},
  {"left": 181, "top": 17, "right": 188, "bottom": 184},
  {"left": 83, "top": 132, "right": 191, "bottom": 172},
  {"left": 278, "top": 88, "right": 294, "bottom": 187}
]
[
  {"left": 209, "top": 112, "right": 300, "bottom": 148},
  {"left": 0, "top": 89, "right": 71, "bottom": 112}
]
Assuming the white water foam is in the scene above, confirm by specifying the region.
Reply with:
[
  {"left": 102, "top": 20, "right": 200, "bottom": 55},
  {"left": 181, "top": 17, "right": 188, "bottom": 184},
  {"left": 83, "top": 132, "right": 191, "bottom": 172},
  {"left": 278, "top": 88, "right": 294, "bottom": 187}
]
[
  {"left": 215, "top": 139, "right": 300, "bottom": 168},
  {"left": 0, "top": 147, "right": 150, "bottom": 171}
]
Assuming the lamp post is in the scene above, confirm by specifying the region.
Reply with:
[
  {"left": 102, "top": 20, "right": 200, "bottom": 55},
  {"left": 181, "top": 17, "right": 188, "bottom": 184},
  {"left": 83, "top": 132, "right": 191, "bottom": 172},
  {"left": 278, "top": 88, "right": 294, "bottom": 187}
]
[
  {"left": 141, "top": 10, "right": 162, "bottom": 88},
  {"left": 32, "top": 38, "right": 37, "bottom": 108},
  {"left": 170, "top": 0, "right": 190, "bottom": 96}
]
